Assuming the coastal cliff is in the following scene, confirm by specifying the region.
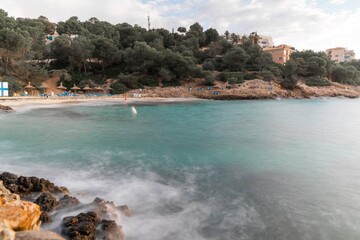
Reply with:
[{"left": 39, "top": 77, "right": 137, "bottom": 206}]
[{"left": 0, "top": 172, "right": 128, "bottom": 240}]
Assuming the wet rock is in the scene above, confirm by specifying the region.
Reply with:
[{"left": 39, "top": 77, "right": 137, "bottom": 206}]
[
  {"left": 92, "top": 197, "right": 121, "bottom": 220},
  {"left": 118, "top": 205, "right": 132, "bottom": 217},
  {"left": 15, "top": 230, "right": 65, "bottom": 240},
  {"left": 98, "top": 219, "right": 125, "bottom": 240},
  {"left": 34, "top": 192, "right": 58, "bottom": 212},
  {"left": 34, "top": 192, "right": 59, "bottom": 223},
  {"left": 39, "top": 212, "right": 52, "bottom": 223},
  {"left": 58, "top": 194, "right": 80, "bottom": 209},
  {"left": 0, "top": 104, "right": 14, "bottom": 111},
  {"left": 62, "top": 212, "right": 100, "bottom": 240},
  {"left": 0, "top": 172, "right": 69, "bottom": 197},
  {"left": 0, "top": 172, "right": 18, "bottom": 185},
  {"left": 61, "top": 211, "right": 125, "bottom": 240}
]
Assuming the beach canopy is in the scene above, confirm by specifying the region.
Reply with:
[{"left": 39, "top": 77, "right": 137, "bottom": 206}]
[
  {"left": 38, "top": 83, "right": 48, "bottom": 93},
  {"left": 94, "top": 86, "right": 103, "bottom": 91},
  {"left": 71, "top": 84, "right": 81, "bottom": 91},
  {"left": 24, "top": 82, "right": 35, "bottom": 89},
  {"left": 57, "top": 82, "right": 67, "bottom": 90},
  {"left": 38, "top": 83, "right": 47, "bottom": 89},
  {"left": 82, "top": 85, "right": 92, "bottom": 91}
]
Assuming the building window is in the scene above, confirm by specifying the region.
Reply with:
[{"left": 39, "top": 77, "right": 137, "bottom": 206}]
[{"left": 279, "top": 57, "right": 283, "bottom": 61}]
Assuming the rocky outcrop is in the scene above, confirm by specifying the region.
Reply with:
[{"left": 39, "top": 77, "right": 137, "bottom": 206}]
[
  {"left": 0, "top": 172, "right": 69, "bottom": 197},
  {"left": 0, "top": 104, "right": 13, "bottom": 111},
  {"left": 0, "top": 172, "right": 129, "bottom": 240}
]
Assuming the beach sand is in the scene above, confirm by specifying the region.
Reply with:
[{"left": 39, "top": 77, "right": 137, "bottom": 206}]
[{"left": 0, "top": 95, "right": 203, "bottom": 111}]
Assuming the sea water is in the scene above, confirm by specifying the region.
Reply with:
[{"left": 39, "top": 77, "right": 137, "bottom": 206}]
[{"left": 1, "top": 99, "right": 360, "bottom": 240}]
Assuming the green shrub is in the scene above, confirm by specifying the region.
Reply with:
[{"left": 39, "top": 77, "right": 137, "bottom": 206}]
[
  {"left": 117, "top": 73, "right": 143, "bottom": 89},
  {"left": 110, "top": 81, "right": 129, "bottom": 94},
  {"left": 259, "top": 70, "right": 274, "bottom": 82},
  {"left": 139, "top": 76, "right": 159, "bottom": 87},
  {"left": 305, "top": 76, "right": 331, "bottom": 86},
  {"left": 162, "top": 80, "right": 181, "bottom": 87},
  {"left": 218, "top": 72, "right": 244, "bottom": 83},
  {"left": 281, "top": 76, "right": 298, "bottom": 90},
  {"left": 243, "top": 73, "right": 257, "bottom": 80},
  {"left": 203, "top": 74, "right": 215, "bottom": 86}
]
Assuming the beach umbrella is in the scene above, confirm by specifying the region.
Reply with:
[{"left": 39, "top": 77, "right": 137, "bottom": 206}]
[
  {"left": 38, "top": 83, "right": 47, "bottom": 94},
  {"left": 24, "top": 82, "right": 35, "bottom": 95},
  {"left": 70, "top": 84, "right": 81, "bottom": 93},
  {"left": 82, "top": 85, "right": 92, "bottom": 93},
  {"left": 57, "top": 82, "right": 67, "bottom": 91},
  {"left": 94, "top": 85, "right": 104, "bottom": 92}
]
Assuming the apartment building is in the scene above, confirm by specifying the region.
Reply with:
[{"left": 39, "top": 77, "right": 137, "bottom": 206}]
[
  {"left": 263, "top": 44, "right": 293, "bottom": 64},
  {"left": 258, "top": 35, "right": 274, "bottom": 48},
  {"left": 326, "top": 47, "right": 355, "bottom": 63}
]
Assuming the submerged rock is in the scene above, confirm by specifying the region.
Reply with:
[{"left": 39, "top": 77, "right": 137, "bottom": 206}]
[
  {"left": 0, "top": 104, "right": 14, "bottom": 112},
  {"left": 58, "top": 194, "right": 80, "bottom": 209}
]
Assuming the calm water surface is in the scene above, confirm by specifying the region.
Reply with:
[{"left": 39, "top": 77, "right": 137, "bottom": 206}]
[{"left": 1, "top": 99, "right": 360, "bottom": 240}]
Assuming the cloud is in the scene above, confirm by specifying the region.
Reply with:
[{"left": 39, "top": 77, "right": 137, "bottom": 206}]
[
  {"left": 0, "top": 0, "right": 358, "bottom": 57},
  {"left": 330, "top": 0, "right": 347, "bottom": 5}
]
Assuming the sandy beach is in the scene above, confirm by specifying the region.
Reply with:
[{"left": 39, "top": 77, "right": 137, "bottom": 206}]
[{"left": 0, "top": 95, "right": 204, "bottom": 111}]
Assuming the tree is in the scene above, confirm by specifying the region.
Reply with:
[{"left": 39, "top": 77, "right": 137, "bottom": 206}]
[
  {"left": 283, "top": 60, "right": 298, "bottom": 77},
  {"left": 204, "top": 28, "right": 219, "bottom": 45},
  {"left": 281, "top": 75, "right": 298, "bottom": 89},
  {"left": 256, "top": 52, "right": 273, "bottom": 71},
  {"left": 224, "top": 31, "right": 230, "bottom": 40},
  {"left": 177, "top": 27, "right": 186, "bottom": 33},
  {"left": 186, "top": 22, "right": 206, "bottom": 47},
  {"left": 69, "top": 36, "right": 95, "bottom": 73},
  {"left": 92, "top": 36, "right": 119, "bottom": 70},
  {"left": 223, "top": 47, "right": 249, "bottom": 71},
  {"left": 306, "top": 56, "right": 327, "bottom": 77},
  {"left": 0, "top": 28, "right": 26, "bottom": 73}
]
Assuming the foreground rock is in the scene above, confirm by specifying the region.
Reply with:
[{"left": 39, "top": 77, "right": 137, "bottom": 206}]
[
  {"left": 0, "top": 172, "right": 129, "bottom": 240},
  {"left": 15, "top": 230, "right": 65, "bottom": 240},
  {"left": 0, "top": 181, "right": 41, "bottom": 239}
]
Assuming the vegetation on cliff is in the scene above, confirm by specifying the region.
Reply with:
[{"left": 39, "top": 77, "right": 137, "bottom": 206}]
[{"left": 0, "top": 9, "right": 359, "bottom": 96}]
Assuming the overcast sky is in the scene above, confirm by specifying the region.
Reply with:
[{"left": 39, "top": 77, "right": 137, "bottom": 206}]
[{"left": 1, "top": 0, "right": 359, "bottom": 57}]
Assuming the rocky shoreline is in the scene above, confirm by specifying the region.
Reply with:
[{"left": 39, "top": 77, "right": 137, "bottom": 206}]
[{"left": 0, "top": 172, "right": 129, "bottom": 240}]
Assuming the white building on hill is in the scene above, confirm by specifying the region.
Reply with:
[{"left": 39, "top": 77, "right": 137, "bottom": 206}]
[
  {"left": 326, "top": 47, "right": 356, "bottom": 63},
  {"left": 258, "top": 35, "right": 274, "bottom": 48}
]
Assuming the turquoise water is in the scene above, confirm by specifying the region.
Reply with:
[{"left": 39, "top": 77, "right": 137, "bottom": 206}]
[{"left": 1, "top": 99, "right": 360, "bottom": 239}]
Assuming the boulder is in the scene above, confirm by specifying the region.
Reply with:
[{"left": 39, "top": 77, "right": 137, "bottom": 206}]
[{"left": 0, "top": 181, "right": 41, "bottom": 233}]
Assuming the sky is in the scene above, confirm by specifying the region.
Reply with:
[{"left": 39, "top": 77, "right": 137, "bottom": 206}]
[{"left": 1, "top": 0, "right": 359, "bottom": 57}]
